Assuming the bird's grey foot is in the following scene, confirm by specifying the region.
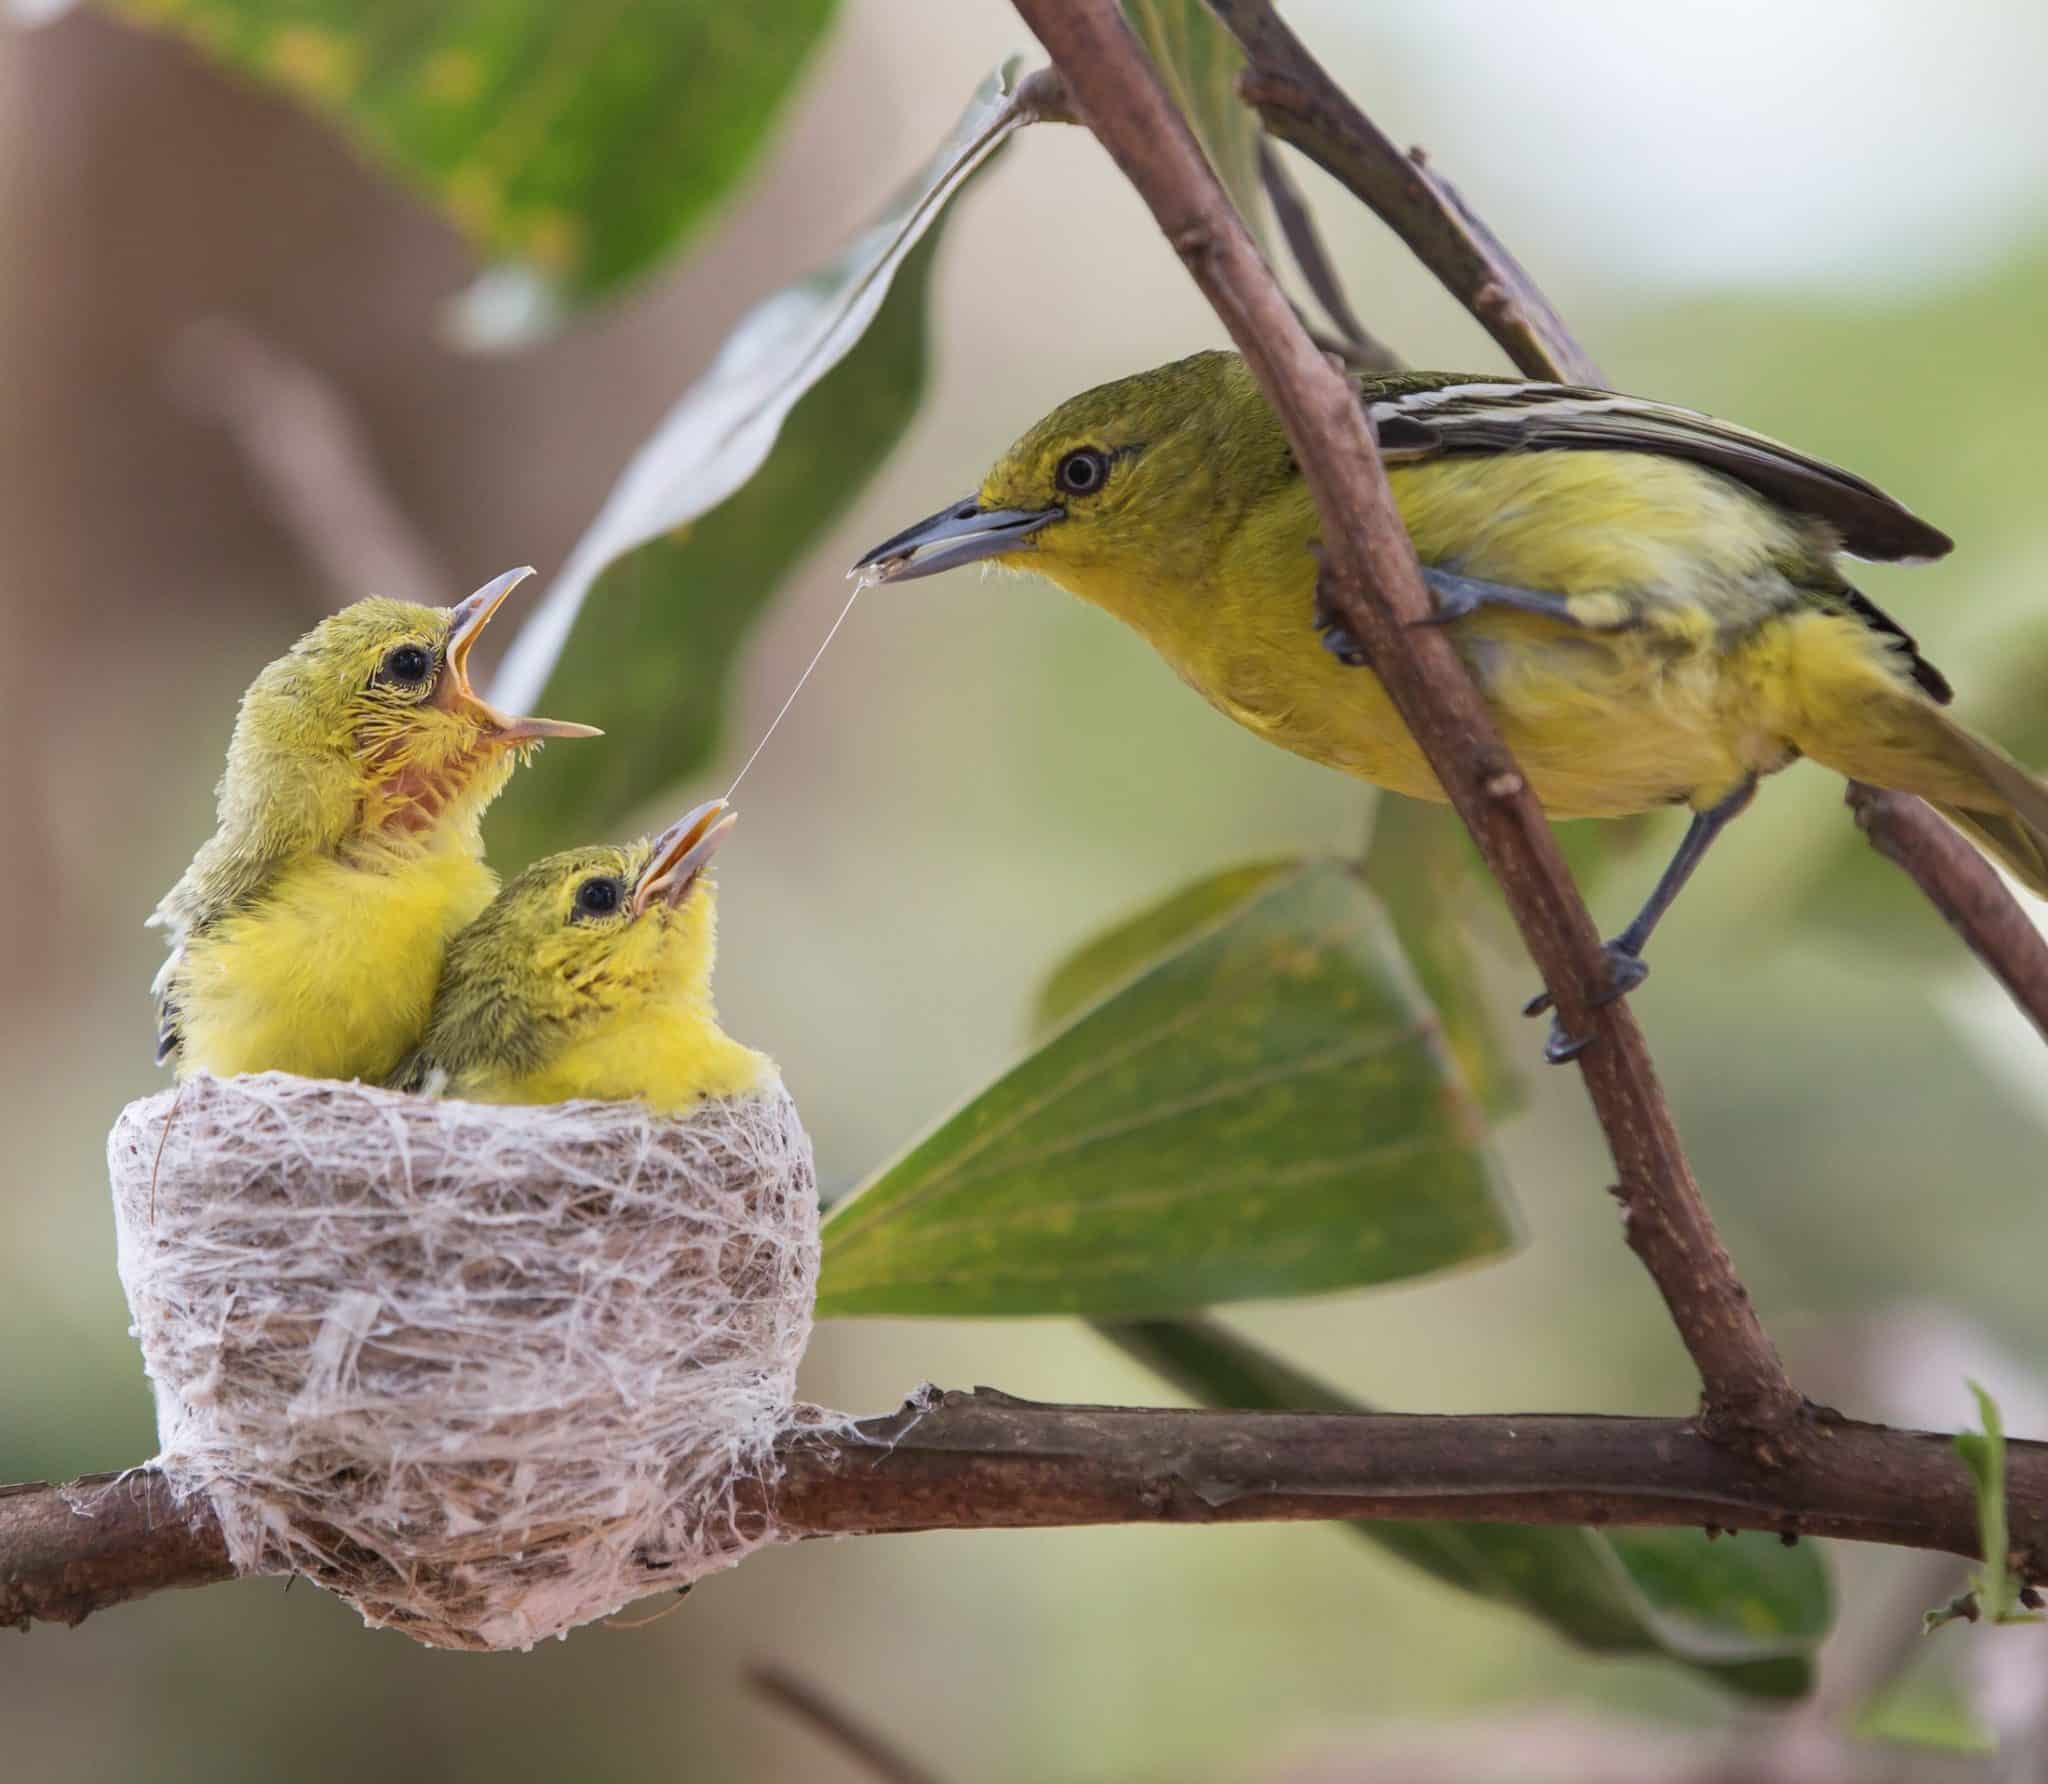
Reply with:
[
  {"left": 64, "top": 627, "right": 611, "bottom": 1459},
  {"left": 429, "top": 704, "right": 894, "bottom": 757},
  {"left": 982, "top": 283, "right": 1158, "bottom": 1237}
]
[
  {"left": 1312, "top": 557, "right": 1372, "bottom": 667},
  {"left": 1525, "top": 943, "right": 1651, "bottom": 1064},
  {"left": 1414, "top": 566, "right": 1583, "bottom": 629}
]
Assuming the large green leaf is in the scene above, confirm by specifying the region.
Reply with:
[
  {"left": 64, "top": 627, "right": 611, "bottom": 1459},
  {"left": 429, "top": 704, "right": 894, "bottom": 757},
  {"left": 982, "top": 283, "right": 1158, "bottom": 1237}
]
[
  {"left": 1105, "top": 1317, "right": 1833, "bottom": 1699},
  {"left": 486, "top": 63, "right": 1030, "bottom": 857},
  {"left": 94, "top": 0, "right": 837, "bottom": 323},
  {"left": 817, "top": 861, "right": 1517, "bottom": 1318},
  {"left": 1362, "top": 797, "right": 1522, "bottom": 1116},
  {"left": 1121, "top": 0, "right": 1265, "bottom": 236}
]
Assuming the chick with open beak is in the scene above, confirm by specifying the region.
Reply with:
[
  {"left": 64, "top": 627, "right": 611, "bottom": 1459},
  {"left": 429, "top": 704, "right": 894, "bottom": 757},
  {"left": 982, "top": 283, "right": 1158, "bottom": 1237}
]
[
  {"left": 151, "top": 569, "right": 600, "bottom": 1084},
  {"left": 393, "top": 798, "right": 774, "bottom": 1113}
]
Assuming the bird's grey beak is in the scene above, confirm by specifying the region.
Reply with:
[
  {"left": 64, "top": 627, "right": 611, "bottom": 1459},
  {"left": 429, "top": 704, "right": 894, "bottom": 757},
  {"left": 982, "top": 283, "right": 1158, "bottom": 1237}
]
[
  {"left": 632, "top": 798, "right": 737, "bottom": 915},
  {"left": 440, "top": 566, "right": 603, "bottom": 744},
  {"left": 851, "top": 496, "right": 1058, "bottom": 584}
]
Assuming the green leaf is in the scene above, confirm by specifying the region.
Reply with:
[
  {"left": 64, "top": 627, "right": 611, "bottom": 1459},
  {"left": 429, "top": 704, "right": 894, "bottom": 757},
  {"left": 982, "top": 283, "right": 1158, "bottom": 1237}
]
[
  {"left": 817, "top": 861, "right": 1517, "bottom": 1318},
  {"left": 1121, "top": 0, "right": 1265, "bottom": 237},
  {"left": 485, "top": 63, "right": 1029, "bottom": 857},
  {"left": 95, "top": 0, "right": 838, "bottom": 322},
  {"left": 1032, "top": 857, "right": 1304, "bottom": 1037},
  {"left": 1362, "top": 797, "right": 1521, "bottom": 1116},
  {"left": 1104, "top": 1316, "right": 1832, "bottom": 1698},
  {"left": 1940, "top": 1379, "right": 2043, "bottom": 1629}
]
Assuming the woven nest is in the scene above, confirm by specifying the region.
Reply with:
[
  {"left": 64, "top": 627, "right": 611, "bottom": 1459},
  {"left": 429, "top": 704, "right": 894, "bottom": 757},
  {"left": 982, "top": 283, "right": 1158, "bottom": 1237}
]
[{"left": 105, "top": 1073, "right": 819, "bottom": 1651}]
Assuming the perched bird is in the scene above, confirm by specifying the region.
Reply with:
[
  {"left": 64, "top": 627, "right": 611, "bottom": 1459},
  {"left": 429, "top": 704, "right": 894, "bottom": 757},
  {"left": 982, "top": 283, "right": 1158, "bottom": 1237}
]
[
  {"left": 857, "top": 350, "right": 2048, "bottom": 1057},
  {"left": 153, "top": 569, "right": 600, "bottom": 1083},
  {"left": 392, "top": 798, "right": 771, "bottom": 1110}
]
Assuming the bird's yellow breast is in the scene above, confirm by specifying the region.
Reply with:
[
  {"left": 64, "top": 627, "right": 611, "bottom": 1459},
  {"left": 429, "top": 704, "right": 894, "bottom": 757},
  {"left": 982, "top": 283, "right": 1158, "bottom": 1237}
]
[
  {"left": 462, "top": 1006, "right": 772, "bottom": 1113},
  {"left": 1044, "top": 451, "right": 1821, "bottom": 819},
  {"left": 174, "top": 846, "right": 497, "bottom": 1083}
]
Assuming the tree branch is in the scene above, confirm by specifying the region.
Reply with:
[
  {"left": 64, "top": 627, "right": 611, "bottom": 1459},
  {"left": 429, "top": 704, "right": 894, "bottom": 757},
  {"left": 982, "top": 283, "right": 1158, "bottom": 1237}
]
[
  {"left": 1849, "top": 784, "right": 2048, "bottom": 1044},
  {"left": 7, "top": 1392, "right": 2044, "bottom": 1631},
  {"left": 1009, "top": 0, "right": 1797, "bottom": 1444},
  {"left": 1204, "top": 0, "right": 1602, "bottom": 386},
  {"left": 1206, "top": 0, "right": 2048, "bottom": 1056}
]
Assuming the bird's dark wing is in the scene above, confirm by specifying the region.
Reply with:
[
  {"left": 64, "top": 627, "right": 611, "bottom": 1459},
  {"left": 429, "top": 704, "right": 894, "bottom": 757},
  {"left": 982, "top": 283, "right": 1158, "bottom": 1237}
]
[{"left": 1358, "top": 375, "right": 1953, "bottom": 564}]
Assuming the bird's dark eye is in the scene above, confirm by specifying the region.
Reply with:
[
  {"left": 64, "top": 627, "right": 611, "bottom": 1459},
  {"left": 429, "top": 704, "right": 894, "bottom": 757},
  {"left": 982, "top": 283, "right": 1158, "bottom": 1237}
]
[
  {"left": 1055, "top": 448, "right": 1111, "bottom": 496},
  {"left": 573, "top": 875, "right": 623, "bottom": 918},
  {"left": 381, "top": 644, "right": 433, "bottom": 686}
]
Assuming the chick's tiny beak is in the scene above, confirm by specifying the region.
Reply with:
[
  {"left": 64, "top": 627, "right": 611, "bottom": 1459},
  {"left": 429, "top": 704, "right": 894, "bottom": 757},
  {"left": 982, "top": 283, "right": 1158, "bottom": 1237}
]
[
  {"left": 632, "top": 799, "right": 738, "bottom": 915},
  {"left": 438, "top": 566, "right": 603, "bottom": 744},
  {"left": 851, "top": 496, "right": 1057, "bottom": 584}
]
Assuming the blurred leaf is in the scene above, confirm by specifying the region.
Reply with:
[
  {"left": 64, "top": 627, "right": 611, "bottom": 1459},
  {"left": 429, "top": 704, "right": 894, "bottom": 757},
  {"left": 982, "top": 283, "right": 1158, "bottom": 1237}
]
[
  {"left": 817, "top": 862, "right": 1516, "bottom": 1318},
  {"left": 1852, "top": 1671, "right": 1997, "bottom": 1756},
  {"left": 1938, "top": 1379, "right": 2042, "bottom": 1629},
  {"left": 1032, "top": 856, "right": 1303, "bottom": 1036},
  {"left": 1122, "top": 0, "right": 1265, "bottom": 238},
  {"left": 486, "top": 63, "right": 1027, "bottom": 856},
  {"left": 1362, "top": 797, "right": 1521, "bottom": 1115},
  {"left": 96, "top": 0, "right": 838, "bottom": 322},
  {"left": 1105, "top": 1316, "right": 1832, "bottom": 1697}
]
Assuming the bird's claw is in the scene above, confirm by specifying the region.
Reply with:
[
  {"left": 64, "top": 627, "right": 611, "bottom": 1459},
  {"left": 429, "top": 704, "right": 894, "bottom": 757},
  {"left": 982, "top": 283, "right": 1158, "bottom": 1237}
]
[
  {"left": 1525, "top": 943, "right": 1650, "bottom": 1064},
  {"left": 1318, "top": 619, "right": 1371, "bottom": 668}
]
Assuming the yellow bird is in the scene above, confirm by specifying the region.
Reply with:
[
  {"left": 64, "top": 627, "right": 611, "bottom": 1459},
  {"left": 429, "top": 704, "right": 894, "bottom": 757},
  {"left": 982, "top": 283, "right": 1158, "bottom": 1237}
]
[
  {"left": 392, "top": 799, "right": 772, "bottom": 1111},
  {"left": 858, "top": 350, "right": 2048, "bottom": 1057},
  {"left": 153, "top": 568, "right": 599, "bottom": 1083}
]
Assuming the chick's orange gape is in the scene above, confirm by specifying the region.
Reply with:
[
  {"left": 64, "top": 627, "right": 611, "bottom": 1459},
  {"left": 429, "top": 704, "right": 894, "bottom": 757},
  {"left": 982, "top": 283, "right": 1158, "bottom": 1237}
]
[
  {"left": 151, "top": 568, "right": 601, "bottom": 1085},
  {"left": 857, "top": 350, "right": 2048, "bottom": 1059}
]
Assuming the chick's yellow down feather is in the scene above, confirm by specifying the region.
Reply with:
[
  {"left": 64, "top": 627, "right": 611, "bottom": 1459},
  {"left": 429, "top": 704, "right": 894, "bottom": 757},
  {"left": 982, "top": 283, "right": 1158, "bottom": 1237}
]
[
  {"left": 392, "top": 800, "right": 772, "bottom": 1113},
  {"left": 153, "top": 569, "right": 598, "bottom": 1083}
]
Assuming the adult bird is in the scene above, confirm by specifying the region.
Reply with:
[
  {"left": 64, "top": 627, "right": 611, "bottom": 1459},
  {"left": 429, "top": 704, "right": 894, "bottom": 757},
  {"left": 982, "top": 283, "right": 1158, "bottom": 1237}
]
[
  {"left": 152, "top": 568, "right": 599, "bottom": 1083},
  {"left": 857, "top": 350, "right": 2048, "bottom": 1057},
  {"left": 392, "top": 798, "right": 772, "bottom": 1110}
]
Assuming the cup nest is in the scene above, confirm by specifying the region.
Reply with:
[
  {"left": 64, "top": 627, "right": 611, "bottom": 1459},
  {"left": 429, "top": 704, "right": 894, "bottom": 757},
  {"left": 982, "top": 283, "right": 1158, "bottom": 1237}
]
[{"left": 105, "top": 1072, "right": 818, "bottom": 1650}]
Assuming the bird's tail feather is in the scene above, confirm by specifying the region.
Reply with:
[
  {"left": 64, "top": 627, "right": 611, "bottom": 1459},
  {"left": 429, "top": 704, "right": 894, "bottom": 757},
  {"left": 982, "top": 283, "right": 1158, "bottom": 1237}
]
[{"left": 1792, "top": 675, "right": 2048, "bottom": 899}]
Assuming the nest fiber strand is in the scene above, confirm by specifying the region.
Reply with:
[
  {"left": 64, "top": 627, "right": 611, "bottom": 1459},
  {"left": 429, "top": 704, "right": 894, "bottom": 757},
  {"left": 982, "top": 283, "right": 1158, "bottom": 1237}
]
[{"left": 107, "top": 1073, "right": 818, "bottom": 1650}]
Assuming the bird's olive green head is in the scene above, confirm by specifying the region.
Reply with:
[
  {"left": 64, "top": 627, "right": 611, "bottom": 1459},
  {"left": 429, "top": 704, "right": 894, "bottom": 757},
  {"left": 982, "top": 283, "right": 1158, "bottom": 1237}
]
[
  {"left": 430, "top": 800, "right": 738, "bottom": 1048},
  {"left": 219, "top": 569, "right": 599, "bottom": 859},
  {"left": 853, "top": 350, "right": 1293, "bottom": 600}
]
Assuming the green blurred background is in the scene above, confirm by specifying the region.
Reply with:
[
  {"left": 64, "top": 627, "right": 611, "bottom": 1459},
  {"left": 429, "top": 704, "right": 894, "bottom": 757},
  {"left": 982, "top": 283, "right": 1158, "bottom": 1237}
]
[{"left": 4, "top": 1, "right": 2047, "bottom": 1777}]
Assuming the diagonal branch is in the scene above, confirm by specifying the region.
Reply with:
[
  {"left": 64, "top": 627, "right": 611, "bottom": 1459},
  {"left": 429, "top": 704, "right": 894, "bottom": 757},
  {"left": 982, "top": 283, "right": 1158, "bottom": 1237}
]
[
  {"left": 8, "top": 1393, "right": 2046, "bottom": 1630},
  {"left": 1205, "top": 0, "right": 1601, "bottom": 386},
  {"left": 1009, "top": 0, "right": 1799, "bottom": 1445},
  {"left": 1208, "top": 0, "right": 2048, "bottom": 1054},
  {"left": 1849, "top": 784, "right": 2048, "bottom": 1043}
]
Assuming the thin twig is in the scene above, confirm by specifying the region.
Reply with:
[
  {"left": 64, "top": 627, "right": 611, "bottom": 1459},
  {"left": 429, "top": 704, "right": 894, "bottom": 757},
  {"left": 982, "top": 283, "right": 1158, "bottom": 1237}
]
[
  {"left": 1257, "top": 141, "right": 1400, "bottom": 370},
  {"left": 1849, "top": 784, "right": 2048, "bottom": 1044},
  {"left": 7, "top": 1392, "right": 2046, "bottom": 1630},
  {"left": 1205, "top": 0, "right": 1601, "bottom": 385},
  {"left": 164, "top": 317, "right": 451, "bottom": 607},
  {"left": 748, "top": 1662, "right": 949, "bottom": 1784},
  {"left": 1009, "top": 0, "right": 1799, "bottom": 1447}
]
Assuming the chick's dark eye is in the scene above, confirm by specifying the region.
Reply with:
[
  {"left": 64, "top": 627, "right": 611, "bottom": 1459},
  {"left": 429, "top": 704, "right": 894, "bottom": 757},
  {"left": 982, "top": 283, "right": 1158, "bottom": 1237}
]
[
  {"left": 1055, "top": 448, "right": 1111, "bottom": 496},
  {"left": 381, "top": 644, "right": 432, "bottom": 685},
  {"left": 573, "top": 875, "right": 622, "bottom": 918}
]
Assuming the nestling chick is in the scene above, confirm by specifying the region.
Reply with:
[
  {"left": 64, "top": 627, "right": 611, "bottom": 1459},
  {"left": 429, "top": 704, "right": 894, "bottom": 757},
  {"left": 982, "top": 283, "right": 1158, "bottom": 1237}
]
[
  {"left": 153, "top": 568, "right": 599, "bottom": 1083},
  {"left": 393, "top": 799, "right": 772, "bottom": 1111}
]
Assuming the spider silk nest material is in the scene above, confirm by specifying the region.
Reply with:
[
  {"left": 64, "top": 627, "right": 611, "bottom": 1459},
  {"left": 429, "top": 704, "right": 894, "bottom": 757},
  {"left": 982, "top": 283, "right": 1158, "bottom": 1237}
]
[{"left": 102, "top": 1071, "right": 820, "bottom": 1651}]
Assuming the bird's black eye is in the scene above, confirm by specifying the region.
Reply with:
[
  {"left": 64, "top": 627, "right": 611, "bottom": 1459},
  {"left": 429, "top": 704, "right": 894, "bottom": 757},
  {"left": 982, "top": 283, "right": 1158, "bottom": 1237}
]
[
  {"left": 1055, "top": 448, "right": 1111, "bottom": 496},
  {"left": 381, "top": 644, "right": 433, "bottom": 686},
  {"left": 574, "top": 876, "right": 622, "bottom": 917},
  {"left": 573, "top": 875, "right": 623, "bottom": 918}
]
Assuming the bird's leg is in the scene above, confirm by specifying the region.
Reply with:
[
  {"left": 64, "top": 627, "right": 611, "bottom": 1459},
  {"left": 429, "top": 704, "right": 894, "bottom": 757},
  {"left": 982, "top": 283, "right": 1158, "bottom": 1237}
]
[
  {"left": 1529, "top": 776, "right": 1759, "bottom": 1064},
  {"left": 1311, "top": 547, "right": 1372, "bottom": 668},
  {"left": 1414, "top": 567, "right": 1594, "bottom": 630}
]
